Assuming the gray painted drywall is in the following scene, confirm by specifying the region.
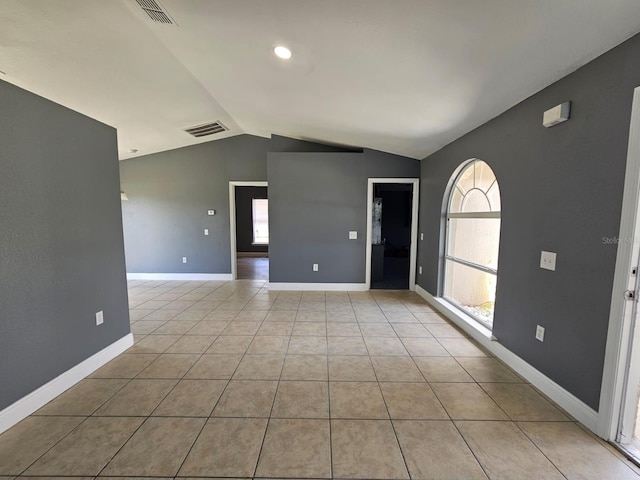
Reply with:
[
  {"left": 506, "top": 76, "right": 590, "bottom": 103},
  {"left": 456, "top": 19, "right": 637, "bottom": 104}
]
[
  {"left": 235, "top": 186, "right": 268, "bottom": 253},
  {"left": 418, "top": 33, "right": 640, "bottom": 410},
  {"left": 268, "top": 151, "right": 419, "bottom": 283},
  {"left": 0, "top": 80, "right": 129, "bottom": 409},
  {"left": 270, "top": 134, "right": 362, "bottom": 153},
  {"left": 120, "top": 135, "right": 270, "bottom": 273}
]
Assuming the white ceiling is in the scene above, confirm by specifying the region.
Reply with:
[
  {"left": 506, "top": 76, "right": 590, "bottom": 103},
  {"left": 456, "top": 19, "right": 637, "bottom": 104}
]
[{"left": 1, "top": 0, "right": 640, "bottom": 160}]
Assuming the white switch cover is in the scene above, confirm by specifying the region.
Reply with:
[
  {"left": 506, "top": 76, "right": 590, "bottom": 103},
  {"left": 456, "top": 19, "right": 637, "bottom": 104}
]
[
  {"left": 536, "top": 325, "right": 545, "bottom": 342},
  {"left": 420, "top": 233, "right": 424, "bottom": 241},
  {"left": 419, "top": 266, "right": 422, "bottom": 274},
  {"left": 349, "top": 231, "right": 357, "bottom": 240},
  {"left": 95, "top": 310, "right": 104, "bottom": 326},
  {"left": 540, "top": 251, "right": 557, "bottom": 271},
  {"left": 182, "top": 257, "right": 187, "bottom": 263},
  {"left": 313, "top": 264, "right": 319, "bottom": 272},
  {"left": 207, "top": 210, "right": 215, "bottom": 216},
  {"left": 204, "top": 229, "right": 209, "bottom": 236}
]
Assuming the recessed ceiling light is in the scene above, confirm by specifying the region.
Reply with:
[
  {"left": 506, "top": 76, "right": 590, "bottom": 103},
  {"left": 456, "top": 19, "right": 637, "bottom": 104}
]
[{"left": 273, "top": 45, "right": 292, "bottom": 60}]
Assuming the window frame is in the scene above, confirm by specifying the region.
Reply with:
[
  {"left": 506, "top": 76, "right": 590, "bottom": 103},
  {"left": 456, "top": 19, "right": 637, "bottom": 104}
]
[{"left": 442, "top": 159, "right": 500, "bottom": 329}]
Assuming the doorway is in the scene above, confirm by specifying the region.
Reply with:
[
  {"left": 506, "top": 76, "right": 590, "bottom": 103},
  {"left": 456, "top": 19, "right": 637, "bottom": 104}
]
[
  {"left": 365, "top": 178, "right": 419, "bottom": 290},
  {"left": 229, "top": 181, "right": 268, "bottom": 280},
  {"left": 598, "top": 85, "right": 640, "bottom": 456}
]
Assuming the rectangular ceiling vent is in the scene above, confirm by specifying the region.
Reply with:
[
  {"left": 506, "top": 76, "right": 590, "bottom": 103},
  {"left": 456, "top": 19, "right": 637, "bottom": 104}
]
[
  {"left": 183, "top": 121, "right": 228, "bottom": 138},
  {"left": 134, "top": 0, "right": 175, "bottom": 25}
]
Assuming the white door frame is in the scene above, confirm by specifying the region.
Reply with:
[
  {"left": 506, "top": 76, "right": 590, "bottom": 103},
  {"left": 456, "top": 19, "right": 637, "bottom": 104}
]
[
  {"left": 365, "top": 178, "right": 420, "bottom": 290},
  {"left": 597, "top": 86, "right": 640, "bottom": 441},
  {"left": 229, "top": 181, "right": 268, "bottom": 280}
]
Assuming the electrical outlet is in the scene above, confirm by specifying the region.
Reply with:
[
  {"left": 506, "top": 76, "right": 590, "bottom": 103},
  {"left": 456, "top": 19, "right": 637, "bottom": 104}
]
[
  {"left": 540, "top": 251, "right": 556, "bottom": 271},
  {"left": 182, "top": 257, "right": 187, "bottom": 263},
  {"left": 207, "top": 210, "right": 215, "bottom": 216},
  {"left": 204, "top": 229, "right": 209, "bottom": 236},
  {"left": 95, "top": 310, "right": 104, "bottom": 326},
  {"left": 419, "top": 266, "right": 422, "bottom": 274},
  {"left": 313, "top": 263, "right": 319, "bottom": 272},
  {"left": 536, "top": 325, "right": 545, "bottom": 342},
  {"left": 349, "top": 231, "right": 358, "bottom": 240}
]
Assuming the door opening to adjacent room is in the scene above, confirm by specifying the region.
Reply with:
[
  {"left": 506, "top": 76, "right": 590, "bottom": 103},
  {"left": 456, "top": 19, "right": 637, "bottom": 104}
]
[
  {"left": 229, "top": 182, "right": 269, "bottom": 281},
  {"left": 366, "top": 178, "right": 419, "bottom": 290}
]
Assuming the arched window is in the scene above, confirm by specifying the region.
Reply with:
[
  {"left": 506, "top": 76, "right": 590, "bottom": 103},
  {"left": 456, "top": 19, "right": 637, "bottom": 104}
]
[{"left": 443, "top": 159, "right": 501, "bottom": 328}]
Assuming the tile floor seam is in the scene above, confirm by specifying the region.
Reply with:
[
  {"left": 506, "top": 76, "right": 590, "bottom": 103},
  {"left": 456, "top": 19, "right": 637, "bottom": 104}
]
[
  {"left": 370, "top": 347, "right": 412, "bottom": 480},
  {"left": 512, "top": 420, "right": 571, "bottom": 480}
]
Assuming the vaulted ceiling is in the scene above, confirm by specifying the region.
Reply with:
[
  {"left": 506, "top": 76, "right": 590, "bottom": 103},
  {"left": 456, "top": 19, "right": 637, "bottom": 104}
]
[{"left": 2, "top": 0, "right": 640, "bottom": 160}]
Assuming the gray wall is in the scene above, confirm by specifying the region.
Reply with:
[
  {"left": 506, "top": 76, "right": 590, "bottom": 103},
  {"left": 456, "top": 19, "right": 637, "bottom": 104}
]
[
  {"left": 0, "top": 80, "right": 129, "bottom": 409},
  {"left": 418, "top": 33, "right": 640, "bottom": 410},
  {"left": 268, "top": 151, "right": 419, "bottom": 283},
  {"left": 235, "top": 186, "right": 268, "bottom": 253},
  {"left": 120, "top": 135, "right": 270, "bottom": 273}
]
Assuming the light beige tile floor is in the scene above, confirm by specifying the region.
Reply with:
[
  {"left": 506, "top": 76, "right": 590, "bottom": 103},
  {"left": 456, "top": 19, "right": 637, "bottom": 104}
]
[{"left": 1, "top": 279, "right": 640, "bottom": 479}]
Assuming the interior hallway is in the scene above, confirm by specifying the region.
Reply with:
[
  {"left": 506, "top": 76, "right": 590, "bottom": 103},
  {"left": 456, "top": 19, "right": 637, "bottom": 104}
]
[{"left": 0, "top": 279, "right": 638, "bottom": 479}]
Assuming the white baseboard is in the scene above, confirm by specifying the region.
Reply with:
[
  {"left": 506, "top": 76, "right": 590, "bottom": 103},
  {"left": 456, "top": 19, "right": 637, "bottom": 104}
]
[
  {"left": 127, "top": 273, "right": 233, "bottom": 281},
  {"left": 0, "top": 333, "right": 134, "bottom": 435},
  {"left": 415, "top": 285, "right": 599, "bottom": 432},
  {"left": 268, "top": 282, "right": 368, "bottom": 291}
]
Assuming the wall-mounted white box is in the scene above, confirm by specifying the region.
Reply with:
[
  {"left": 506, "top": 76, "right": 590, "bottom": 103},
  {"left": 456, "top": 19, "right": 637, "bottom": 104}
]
[
  {"left": 349, "top": 231, "right": 357, "bottom": 240},
  {"left": 540, "top": 251, "right": 557, "bottom": 271},
  {"left": 543, "top": 102, "right": 571, "bottom": 128},
  {"left": 207, "top": 210, "right": 215, "bottom": 216}
]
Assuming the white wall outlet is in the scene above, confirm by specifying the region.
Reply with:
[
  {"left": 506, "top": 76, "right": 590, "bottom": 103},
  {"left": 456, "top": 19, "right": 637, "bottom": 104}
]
[
  {"left": 535, "top": 324, "right": 545, "bottom": 342},
  {"left": 204, "top": 229, "right": 209, "bottom": 236},
  {"left": 420, "top": 232, "right": 424, "bottom": 241},
  {"left": 540, "top": 251, "right": 557, "bottom": 271},
  {"left": 419, "top": 266, "right": 423, "bottom": 274},
  {"left": 207, "top": 210, "right": 215, "bottom": 216},
  {"left": 313, "top": 263, "right": 319, "bottom": 272},
  {"left": 95, "top": 310, "right": 104, "bottom": 326},
  {"left": 182, "top": 256, "right": 187, "bottom": 263},
  {"left": 349, "top": 231, "right": 358, "bottom": 240}
]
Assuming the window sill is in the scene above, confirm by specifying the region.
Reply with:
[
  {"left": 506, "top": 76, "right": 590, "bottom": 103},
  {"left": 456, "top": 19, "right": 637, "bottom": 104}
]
[{"left": 433, "top": 297, "right": 493, "bottom": 340}]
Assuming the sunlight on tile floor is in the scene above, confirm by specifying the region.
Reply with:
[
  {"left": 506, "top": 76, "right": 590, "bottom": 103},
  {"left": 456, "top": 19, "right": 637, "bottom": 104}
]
[{"left": 1, "top": 279, "right": 639, "bottom": 479}]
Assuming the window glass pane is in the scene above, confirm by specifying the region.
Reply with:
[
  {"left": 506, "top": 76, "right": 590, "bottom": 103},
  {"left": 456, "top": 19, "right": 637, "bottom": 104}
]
[
  {"left": 252, "top": 198, "right": 269, "bottom": 244},
  {"left": 443, "top": 259, "right": 496, "bottom": 326},
  {"left": 461, "top": 189, "right": 491, "bottom": 213},
  {"left": 474, "top": 161, "right": 496, "bottom": 192},
  {"left": 456, "top": 163, "right": 475, "bottom": 193},
  {"left": 449, "top": 187, "right": 464, "bottom": 213},
  {"left": 487, "top": 181, "right": 501, "bottom": 211},
  {"left": 447, "top": 218, "right": 500, "bottom": 269}
]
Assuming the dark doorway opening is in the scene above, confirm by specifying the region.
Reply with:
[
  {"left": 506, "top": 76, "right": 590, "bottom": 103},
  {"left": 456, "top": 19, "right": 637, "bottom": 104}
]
[{"left": 371, "top": 183, "right": 413, "bottom": 289}]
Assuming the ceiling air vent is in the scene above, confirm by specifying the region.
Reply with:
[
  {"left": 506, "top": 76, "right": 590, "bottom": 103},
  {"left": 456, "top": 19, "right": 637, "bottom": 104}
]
[
  {"left": 134, "top": 0, "right": 174, "bottom": 25},
  {"left": 183, "top": 121, "right": 228, "bottom": 138}
]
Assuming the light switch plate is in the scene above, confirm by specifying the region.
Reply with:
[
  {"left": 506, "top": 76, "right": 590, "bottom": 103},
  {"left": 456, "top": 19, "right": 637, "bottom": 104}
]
[
  {"left": 420, "top": 233, "right": 424, "bottom": 241},
  {"left": 313, "top": 264, "right": 319, "bottom": 272},
  {"left": 349, "top": 231, "right": 357, "bottom": 240},
  {"left": 204, "top": 229, "right": 209, "bottom": 236},
  {"left": 536, "top": 325, "right": 545, "bottom": 342},
  {"left": 540, "top": 251, "right": 556, "bottom": 271},
  {"left": 95, "top": 310, "right": 104, "bottom": 326}
]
